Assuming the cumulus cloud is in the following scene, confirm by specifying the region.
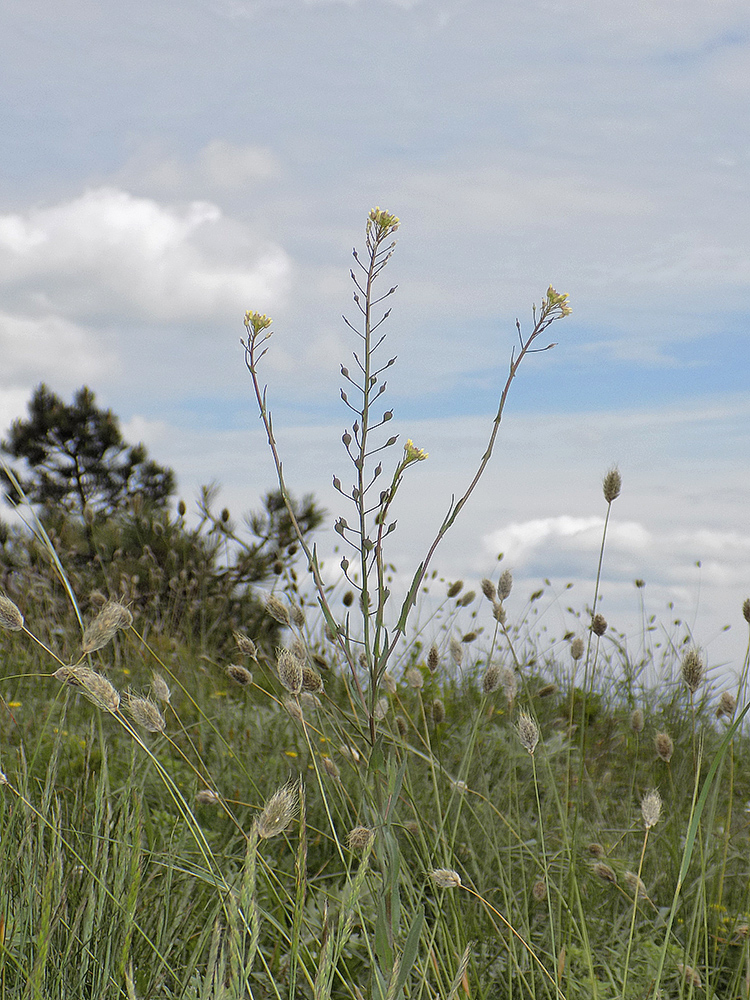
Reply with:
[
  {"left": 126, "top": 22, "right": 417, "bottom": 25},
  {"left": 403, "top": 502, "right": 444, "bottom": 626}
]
[
  {"left": 0, "top": 312, "right": 117, "bottom": 388},
  {"left": 0, "top": 187, "right": 291, "bottom": 324}
]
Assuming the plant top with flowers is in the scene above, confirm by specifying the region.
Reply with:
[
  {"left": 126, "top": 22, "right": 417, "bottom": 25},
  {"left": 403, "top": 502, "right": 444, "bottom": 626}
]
[{"left": 242, "top": 207, "right": 571, "bottom": 736}]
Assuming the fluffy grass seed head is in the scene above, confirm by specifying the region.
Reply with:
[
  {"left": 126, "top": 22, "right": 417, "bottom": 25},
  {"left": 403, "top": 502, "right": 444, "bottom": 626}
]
[
  {"left": 497, "top": 570, "right": 513, "bottom": 601},
  {"left": 81, "top": 601, "right": 133, "bottom": 654},
  {"left": 502, "top": 668, "right": 517, "bottom": 707},
  {"left": 717, "top": 691, "right": 737, "bottom": 718},
  {"left": 196, "top": 789, "right": 221, "bottom": 805},
  {"left": 427, "top": 644, "right": 440, "bottom": 673},
  {"left": 0, "top": 594, "right": 24, "bottom": 631},
  {"left": 395, "top": 715, "right": 409, "bottom": 738},
  {"left": 406, "top": 667, "right": 424, "bottom": 690},
  {"left": 532, "top": 879, "right": 547, "bottom": 902},
  {"left": 602, "top": 466, "right": 622, "bottom": 503},
  {"left": 256, "top": 781, "right": 300, "bottom": 839},
  {"left": 677, "top": 964, "right": 702, "bottom": 989},
  {"left": 290, "top": 603, "right": 305, "bottom": 628},
  {"left": 590, "top": 613, "right": 607, "bottom": 637},
  {"left": 630, "top": 708, "right": 644, "bottom": 733},
  {"left": 277, "top": 647, "right": 303, "bottom": 695},
  {"left": 624, "top": 871, "right": 651, "bottom": 903},
  {"left": 481, "top": 578, "right": 496, "bottom": 602},
  {"left": 54, "top": 666, "right": 120, "bottom": 714},
  {"left": 348, "top": 826, "right": 375, "bottom": 852},
  {"left": 655, "top": 731, "right": 674, "bottom": 762},
  {"left": 301, "top": 665, "right": 323, "bottom": 693},
  {"left": 681, "top": 647, "right": 704, "bottom": 694},
  {"left": 285, "top": 699, "right": 304, "bottom": 722},
  {"left": 447, "top": 580, "right": 463, "bottom": 598},
  {"left": 429, "top": 868, "right": 462, "bottom": 889},
  {"left": 492, "top": 601, "right": 507, "bottom": 625},
  {"left": 233, "top": 630, "right": 257, "bottom": 658},
  {"left": 266, "top": 595, "right": 291, "bottom": 627},
  {"left": 227, "top": 663, "right": 253, "bottom": 686},
  {"left": 432, "top": 698, "right": 445, "bottom": 724},
  {"left": 151, "top": 672, "right": 171, "bottom": 704},
  {"left": 449, "top": 636, "right": 463, "bottom": 666},
  {"left": 322, "top": 757, "right": 340, "bottom": 780},
  {"left": 374, "top": 697, "right": 389, "bottom": 721},
  {"left": 592, "top": 862, "right": 618, "bottom": 885},
  {"left": 536, "top": 683, "right": 558, "bottom": 698},
  {"left": 744, "top": 597, "right": 750, "bottom": 625},
  {"left": 381, "top": 671, "right": 397, "bottom": 695},
  {"left": 517, "top": 711, "right": 540, "bottom": 755},
  {"left": 641, "top": 788, "right": 662, "bottom": 829},
  {"left": 126, "top": 693, "right": 166, "bottom": 733},
  {"left": 570, "top": 637, "right": 585, "bottom": 661},
  {"left": 482, "top": 663, "right": 501, "bottom": 694}
]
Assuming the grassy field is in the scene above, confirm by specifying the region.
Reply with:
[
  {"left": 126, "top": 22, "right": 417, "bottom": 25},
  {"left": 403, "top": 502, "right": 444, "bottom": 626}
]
[{"left": 1, "top": 209, "right": 750, "bottom": 999}]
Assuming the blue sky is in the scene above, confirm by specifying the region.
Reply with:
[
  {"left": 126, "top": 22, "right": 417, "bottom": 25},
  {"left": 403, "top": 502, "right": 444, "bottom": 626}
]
[{"left": 1, "top": 0, "right": 749, "bottom": 681}]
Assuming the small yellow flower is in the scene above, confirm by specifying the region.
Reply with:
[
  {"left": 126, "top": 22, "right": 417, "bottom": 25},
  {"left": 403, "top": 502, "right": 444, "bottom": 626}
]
[
  {"left": 404, "top": 439, "right": 428, "bottom": 464},
  {"left": 244, "top": 311, "right": 273, "bottom": 334}
]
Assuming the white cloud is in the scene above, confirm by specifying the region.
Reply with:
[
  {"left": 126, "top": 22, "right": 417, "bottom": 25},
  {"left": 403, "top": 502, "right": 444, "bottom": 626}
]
[
  {"left": 0, "top": 187, "right": 291, "bottom": 324},
  {"left": 0, "top": 313, "right": 117, "bottom": 388}
]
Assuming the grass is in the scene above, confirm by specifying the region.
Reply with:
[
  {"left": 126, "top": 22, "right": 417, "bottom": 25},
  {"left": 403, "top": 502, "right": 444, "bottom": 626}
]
[{"left": 1, "top": 208, "right": 750, "bottom": 999}]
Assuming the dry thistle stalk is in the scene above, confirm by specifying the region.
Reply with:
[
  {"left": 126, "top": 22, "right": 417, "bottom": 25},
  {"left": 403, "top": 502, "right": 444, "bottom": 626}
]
[
  {"left": 602, "top": 466, "right": 622, "bottom": 503},
  {"left": 233, "top": 630, "right": 257, "bottom": 658},
  {"left": 277, "top": 647, "right": 303, "bottom": 694},
  {"left": 126, "top": 694, "right": 166, "bottom": 733},
  {"left": 655, "top": 732, "right": 674, "bottom": 763},
  {"left": 429, "top": 868, "right": 462, "bottom": 889},
  {"left": 81, "top": 600, "right": 133, "bottom": 654},
  {"left": 54, "top": 665, "right": 120, "bottom": 713},
  {"left": 517, "top": 711, "right": 540, "bottom": 755},
  {"left": 681, "top": 647, "right": 704, "bottom": 694},
  {"left": 256, "top": 781, "right": 300, "bottom": 839},
  {"left": 226, "top": 663, "right": 253, "bottom": 686},
  {"left": 0, "top": 594, "right": 24, "bottom": 631},
  {"left": 641, "top": 788, "right": 662, "bottom": 829}
]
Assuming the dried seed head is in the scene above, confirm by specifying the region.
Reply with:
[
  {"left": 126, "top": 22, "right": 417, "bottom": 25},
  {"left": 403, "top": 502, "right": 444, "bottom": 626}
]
[
  {"left": 590, "top": 614, "right": 607, "bottom": 637},
  {"left": 290, "top": 603, "right": 305, "bottom": 629},
  {"left": 592, "top": 862, "right": 617, "bottom": 885},
  {"left": 481, "top": 578, "right": 496, "bottom": 602},
  {"left": 602, "top": 466, "right": 622, "bottom": 503},
  {"left": 744, "top": 598, "right": 750, "bottom": 625},
  {"left": 374, "top": 697, "right": 389, "bottom": 721},
  {"left": 381, "top": 671, "right": 397, "bottom": 695},
  {"left": 501, "top": 668, "right": 517, "bottom": 707},
  {"left": 428, "top": 868, "right": 462, "bottom": 889},
  {"left": 492, "top": 601, "right": 507, "bottom": 625},
  {"left": 641, "top": 788, "right": 662, "bottom": 829},
  {"left": 151, "top": 672, "right": 171, "bottom": 704},
  {"left": 53, "top": 665, "right": 120, "bottom": 713},
  {"left": 291, "top": 636, "right": 306, "bottom": 661},
  {"left": 300, "top": 692, "right": 321, "bottom": 711},
  {"left": 301, "top": 665, "right": 323, "bottom": 693},
  {"left": 447, "top": 580, "right": 463, "bottom": 598},
  {"left": 461, "top": 630, "right": 477, "bottom": 643},
  {"left": 339, "top": 744, "right": 361, "bottom": 764},
  {"left": 457, "top": 590, "right": 476, "bottom": 607},
  {"left": 624, "top": 871, "right": 651, "bottom": 903},
  {"left": 681, "top": 647, "right": 704, "bottom": 694},
  {"left": 406, "top": 667, "right": 424, "bottom": 690},
  {"left": 431, "top": 698, "right": 445, "bottom": 724},
  {"left": 81, "top": 601, "right": 133, "bottom": 654},
  {"left": 655, "top": 732, "right": 674, "bottom": 763},
  {"left": 347, "top": 826, "right": 374, "bottom": 852},
  {"left": 196, "top": 789, "right": 221, "bottom": 805},
  {"left": 395, "top": 715, "right": 408, "bottom": 738},
  {"left": 427, "top": 644, "right": 440, "bottom": 673},
  {"left": 277, "top": 647, "right": 303, "bottom": 694},
  {"left": 570, "top": 637, "right": 585, "bottom": 661},
  {"left": 449, "top": 636, "right": 463, "bottom": 667},
  {"left": 227, "top": 663, "right": 253, "bottom": 686},
  {"left": 588, "top": 842, "right": 605, "bottom": 858},
  {"left": 266, "top": 595, "right": 290, "bottom": 627},
  {"left": 532, "top": 879, "right": 547, "bottom": 902},
  {"left": 497, "top": 570, "right": 513, "bottom": 601},
  {"left": 717, "top": 691, "right": 737, "bottom": 718},
  {"left": 256, "top": 781, "right": 300, "bottom": 839},
  {"left": 0, "top": 594, "right": 24, "bottom": 631},
  {"left": 126, "top": 694, "right": 166, "bottom": 733},
  {"left": 517, "top": 711, "right": 540, "bottom": 755},
  {"left": 233, "top": 630, "right": 257, "bottom": 658},
  {"left": 285, "top": 698, "right": 304, "bottom": 722},
  {"left": 630, "top": 708, "right": 644, "bottom": 733},
  {"left": 536, "top": 683, "right": 558, "bottom": 699},
  {"left": 482, "top": 664, "right": 501, "bottom": 694},
  {"left": 322, "top": 757, "right": 340, "bottom": 780},
  {"left": 677, "top": 964, "right": 702, "bottom": 989}
]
